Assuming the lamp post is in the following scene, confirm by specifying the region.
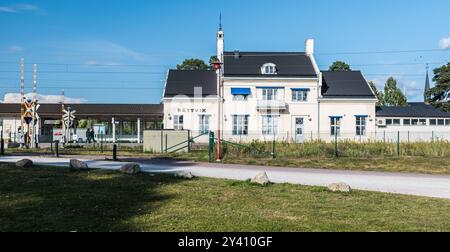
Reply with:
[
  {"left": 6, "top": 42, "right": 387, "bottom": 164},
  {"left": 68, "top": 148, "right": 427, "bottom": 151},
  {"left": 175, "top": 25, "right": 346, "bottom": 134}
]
[{"left": 212, "top": 59, "right": 223, "bottom": 161}]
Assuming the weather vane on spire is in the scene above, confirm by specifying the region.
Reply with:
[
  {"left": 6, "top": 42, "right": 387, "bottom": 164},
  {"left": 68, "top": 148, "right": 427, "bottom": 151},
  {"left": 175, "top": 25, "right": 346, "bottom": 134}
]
[{"left": 219, "top": 13, "right": 222, "bottom": 31}]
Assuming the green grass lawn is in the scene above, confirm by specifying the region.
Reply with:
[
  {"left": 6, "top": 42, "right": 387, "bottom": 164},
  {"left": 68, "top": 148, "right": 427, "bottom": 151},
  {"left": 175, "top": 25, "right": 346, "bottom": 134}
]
[
  {"left": 165, "top": 151, "right": 450, "bottom": 176},
  {"left": 1, "top": 163, "right": 449, "bottom": 232}
]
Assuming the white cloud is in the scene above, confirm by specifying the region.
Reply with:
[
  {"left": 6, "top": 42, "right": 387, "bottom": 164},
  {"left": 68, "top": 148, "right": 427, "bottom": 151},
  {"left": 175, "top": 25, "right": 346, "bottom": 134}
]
[
  {"left": 439, "top": 37, "right": 450, "bottom": 49},
  {"left": 8, "top": 45, "right": 24, "bottom": 53},
  {"left": 58, "top": 39, "right": 145, "bottom": 61},
  {"left": 1, "top": 93, "right": 87, "bottom": 104},
  {"left": 0, "top": 4, "right": 39, "bottom": 13},
  {"left": 84, "top": 59, "right": 121, "bottom": 66},
  {"left": 0, "top": 7, "right": 15, "bottom": 13},
  {"left": 96, "top": 40, "right": 143, "bottom": 60}
]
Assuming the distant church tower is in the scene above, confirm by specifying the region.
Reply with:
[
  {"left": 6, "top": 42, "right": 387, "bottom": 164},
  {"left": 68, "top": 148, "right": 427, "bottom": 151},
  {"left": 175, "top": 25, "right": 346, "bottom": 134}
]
[{"left": 424, "top": 64, "right": 431, "bottom": 104}]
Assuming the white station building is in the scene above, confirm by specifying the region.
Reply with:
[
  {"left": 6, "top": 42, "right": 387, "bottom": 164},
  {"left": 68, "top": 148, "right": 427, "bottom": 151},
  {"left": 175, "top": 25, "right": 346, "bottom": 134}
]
[{"left": 162, "top": 27, "right": 450, "bottom": 143}]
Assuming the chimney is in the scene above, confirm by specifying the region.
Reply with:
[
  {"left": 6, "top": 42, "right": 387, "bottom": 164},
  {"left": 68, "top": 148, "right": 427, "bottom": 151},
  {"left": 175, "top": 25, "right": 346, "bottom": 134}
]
[
  {"left": 305, "top": 39, "right": 314, "bottom": 55},
  {"left": 234, "top": 50, "right": 240, "bottom": 59}
]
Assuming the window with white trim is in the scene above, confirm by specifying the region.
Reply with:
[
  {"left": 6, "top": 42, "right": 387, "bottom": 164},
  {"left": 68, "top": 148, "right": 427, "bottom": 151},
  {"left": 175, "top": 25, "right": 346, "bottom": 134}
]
[
  {"left": 355, "top": 116, "right": 366, "bottom": 136},
  {"left": 431, "top": 119, "right": 447, "bottom": 126},
  {"left": 233, "top": 95, "right": 248, "bottom": 101},
  {"left": 198, "top": 115, "right": 210, "bottom": 134},
  {"left": 262, "top": 115, "right": 278, "bottom": 136},
  {"left": 261, "top": 63, "right": 277, "bottom": 75},
  {"left": 173, "top": 115, "right": 183, "bottom": 130},
  {"left": 232, "top": 115, "right": 249, "bottom": 136},
  {"left": 262, "top": 88, "right": 278, "bottom": 100},
  {"left": 292, "top": 90, "right": 308, "bottom": 102},
  {"left": 410, "top": 119, "right": 426, "bottom": 126},
  {"left": 330, "top": 117, "right": 341, "bottom": 136},
  {"left": 386, "top": 119, "right": 400, "bottom": 125}
]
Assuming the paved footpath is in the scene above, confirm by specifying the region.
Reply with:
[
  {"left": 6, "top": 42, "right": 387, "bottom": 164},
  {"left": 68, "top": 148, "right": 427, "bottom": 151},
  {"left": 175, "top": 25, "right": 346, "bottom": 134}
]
[{"left": 1, "top": 155, "right": 450, "bottom": 200}]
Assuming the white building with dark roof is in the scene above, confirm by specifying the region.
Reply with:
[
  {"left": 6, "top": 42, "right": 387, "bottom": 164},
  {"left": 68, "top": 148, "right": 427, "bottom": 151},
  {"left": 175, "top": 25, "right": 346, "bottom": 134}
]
[
  {"left": 375, "top": 102, "right": 450, "bottom": 141},
  {"left": 162, "top": 27, "right": 381, "bottom": 142}
]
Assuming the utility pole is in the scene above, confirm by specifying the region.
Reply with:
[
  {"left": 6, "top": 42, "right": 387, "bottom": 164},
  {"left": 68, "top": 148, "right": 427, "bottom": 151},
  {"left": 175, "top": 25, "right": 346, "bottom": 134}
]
[
  {"left": 67, "top": 106, "right": 71, "bottom": 143},
  {"left": 31, "top": 64, "right": 37, "bottom": 148},
  {"left": 20, "top": 58, "right": 25, "bottom": 148},
  {"left": 33, "top": 64, "right": 37, "bottom": 102},
  {"left": 213, "top": 59, "right": 222, "bottom": 162},
  {"left": 61, "top": 90, "right": 65, "bottom": 144}
]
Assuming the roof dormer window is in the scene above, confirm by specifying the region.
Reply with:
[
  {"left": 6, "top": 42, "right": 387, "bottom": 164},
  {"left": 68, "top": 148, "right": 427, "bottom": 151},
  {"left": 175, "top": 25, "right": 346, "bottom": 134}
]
[{"left": 261, "top": 63, "right": 277, "bottom": 75}]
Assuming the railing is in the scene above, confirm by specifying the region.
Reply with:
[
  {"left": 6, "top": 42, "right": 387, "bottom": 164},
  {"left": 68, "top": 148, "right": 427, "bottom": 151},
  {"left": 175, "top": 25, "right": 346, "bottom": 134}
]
[
  {"left": 164, "top": 131, "right": 209, "bottom": 153},
  {"left": 256, "top": 100, "right": 288, "bottom": 110}
]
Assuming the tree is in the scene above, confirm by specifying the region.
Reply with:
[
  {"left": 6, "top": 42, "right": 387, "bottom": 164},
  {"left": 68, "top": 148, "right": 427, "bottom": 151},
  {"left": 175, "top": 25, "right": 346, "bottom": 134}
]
[
  {"left": 176, "top": 58, "right": 209, "bottom": 70},
  {"left": 77, "top": 120, "right": 88, "bottom": 129},
  {"left": 427, "top": 63, "right": 450, "bottom": 111},
  {"left": 329, "top": 61, "right": 351, "bottom": 71},
  {"left": 368, "top": 81, "right": 383, "bottom": 106},
  {"left": 380, "top": 77, "right": 408, "bottom": 107}
]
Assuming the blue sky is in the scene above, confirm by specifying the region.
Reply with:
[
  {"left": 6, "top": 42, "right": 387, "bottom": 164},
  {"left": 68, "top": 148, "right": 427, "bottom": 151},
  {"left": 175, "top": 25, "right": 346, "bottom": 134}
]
[{"left": 0, "top": 0, "right": 449, "bottom": 104}]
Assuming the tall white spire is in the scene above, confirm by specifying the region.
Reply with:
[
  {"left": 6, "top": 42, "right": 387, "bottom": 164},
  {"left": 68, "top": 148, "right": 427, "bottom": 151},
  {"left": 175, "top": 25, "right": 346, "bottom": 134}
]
[{"left": 217, "top": 14, "right": 224, "bottom": 62}]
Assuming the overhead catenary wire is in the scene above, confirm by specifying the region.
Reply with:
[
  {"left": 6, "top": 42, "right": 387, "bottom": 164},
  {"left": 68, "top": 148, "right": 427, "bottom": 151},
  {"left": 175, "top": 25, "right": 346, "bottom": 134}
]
[
  {"left": 0, "top": 70, "right": 431, "bottom": 76},
  {"left": 223, "top": 48, "right": 449, "bottom": 56},
  {"left": 0, "top": 87, "right": 165, "bottom": 90},
  {"left": 0, "top": 61, "right": 447, "bottom": 68},
  {"left": 0, "top": 70, "right": 167, "bottom": 74},
  {"left": 0, "top": 61, "right": 174, "bottom": 67}
]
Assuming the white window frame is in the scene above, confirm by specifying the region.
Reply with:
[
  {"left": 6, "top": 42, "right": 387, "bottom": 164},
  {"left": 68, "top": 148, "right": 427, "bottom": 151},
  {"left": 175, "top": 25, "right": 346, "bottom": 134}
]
[
  {"left": 261, "top": 63, "right": 277, "bottom": 75},
  {"left": 261, "top": 115, "right": 278, "bottom": 136},
  {"left": 431, "top": 119, "right": 446, "bottom": 126},
  {"left": 198, "top": 115, "right": 211, "bottom": 134},
  {"left": 173, "top": 115, "right": 184, "bottom": 130},
  {"left": 262, "top": 88, "right": 278, "bottom": 101},
  {"left": 410, "top": 118, "right": 426, "bottom": 126},
  {"left": 232, "top": 95, "right": 248, "bottom": 101},
  {"left": 386, "top": 118, "right": 400, "bottom": 125},
  {"left": 330, "top": 117, "right": 341, "bottom": 136},
  {"left": 355, "top": 116, "right": 366, "bottom": 136},
  {"left": 292, "top": 90, "right": 308, "bottom": 102},
  {"left": 232, "top": 115, "right": 249, "bottom": 136}
]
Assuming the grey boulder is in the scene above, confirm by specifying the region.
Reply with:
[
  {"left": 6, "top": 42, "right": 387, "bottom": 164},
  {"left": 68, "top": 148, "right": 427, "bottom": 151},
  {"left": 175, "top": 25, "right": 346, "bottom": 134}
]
[
  {"left": 69, "top": 159, "right": 89, "bottom": 171},
  {"left": 328, "top": 182, "right": 352, "bottom": 193},
  {"left": 175, "top": 171, "right": 194, "bottom": 179},
  {"left": 251, "top": 171, "right": 270, "bottom": 186},
  {"left": 120, "top": 163, "right": 141, "bottom": 175},
  {"left": 16, "top": 159, "right": 33, "bottom": 168}
]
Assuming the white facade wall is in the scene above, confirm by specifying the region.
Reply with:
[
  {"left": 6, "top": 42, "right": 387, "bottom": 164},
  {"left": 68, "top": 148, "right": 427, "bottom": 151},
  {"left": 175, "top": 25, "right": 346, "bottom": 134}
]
[
  {"left": 162, "top": 79, "right": 383, "bottom": 143},
  {"left": 221, "top": 78, "right": 320, "bottom": 142},
  {"left": 163, "top": 97, "right": 219, "bottom": 142},
  {"left": 319, "top": 99, "right": 377, "bottom": 142}
]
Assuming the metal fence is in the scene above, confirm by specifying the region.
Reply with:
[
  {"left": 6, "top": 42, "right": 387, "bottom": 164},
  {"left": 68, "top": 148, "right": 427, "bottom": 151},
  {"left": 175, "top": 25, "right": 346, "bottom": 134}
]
[
  {"left": 2, "top": 129, "right": 449, "bottom": 160},
  {"left": 184, "top": 130, "right": 450, "bottom": 143}
]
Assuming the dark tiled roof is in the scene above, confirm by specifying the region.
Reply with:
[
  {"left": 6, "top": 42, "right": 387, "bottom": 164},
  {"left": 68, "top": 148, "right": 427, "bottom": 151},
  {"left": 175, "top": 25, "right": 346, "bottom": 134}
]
[
  {"left": 223, "top": 51, "right": 317, "bottom": 78},
  {"left": 321, "top": 71, "right": 376, "bottom": 99},
  {"left": 164, "top": 70, "right": 217, "bottom": 97},
  {"left": 0, "top": 103, "right": 163, "bottom": 118},
  {"left": 376, "top": 103, "right": 450, "bottom": 118}
]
